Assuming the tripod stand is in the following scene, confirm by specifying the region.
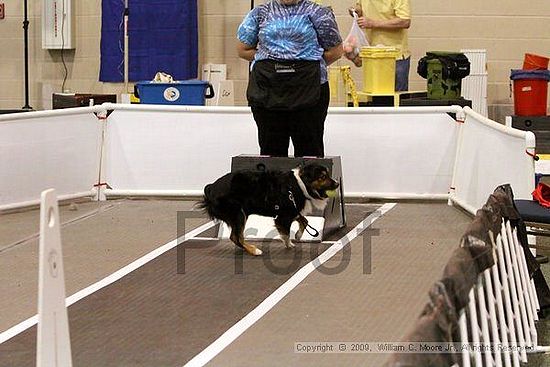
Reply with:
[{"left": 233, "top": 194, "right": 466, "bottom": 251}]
[{"left": 22, "top": 0, "right": 32, "bottom": 110}]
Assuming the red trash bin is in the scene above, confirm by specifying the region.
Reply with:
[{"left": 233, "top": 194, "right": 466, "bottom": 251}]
[{"left": 510, "top": 69, "right": 550, "bottom": 116}]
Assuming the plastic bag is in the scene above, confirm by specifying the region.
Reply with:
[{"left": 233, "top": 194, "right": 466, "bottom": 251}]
[
  {"left": 343, "top": 13, "right": 369, "bottom": 66},
  {"left": 152, "top": 71, "right": 175, "bottom": 83}
]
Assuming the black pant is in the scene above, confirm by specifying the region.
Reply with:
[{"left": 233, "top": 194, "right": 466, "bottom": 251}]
[{"left": 251, "top": 82, "right": 330, "bottom": 157}]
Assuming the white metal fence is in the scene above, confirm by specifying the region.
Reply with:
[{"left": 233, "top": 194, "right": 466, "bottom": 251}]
[
  {"left": 386, "top": 186, "right": 550, "bottom": 367},
  {"left": 459, "top": 218, "right": 548, "bottom": 367}
]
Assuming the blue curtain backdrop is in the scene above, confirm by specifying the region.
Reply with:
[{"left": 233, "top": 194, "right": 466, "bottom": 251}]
[{"left": 99, "top": 0, "right": 198, "bottom": 82}]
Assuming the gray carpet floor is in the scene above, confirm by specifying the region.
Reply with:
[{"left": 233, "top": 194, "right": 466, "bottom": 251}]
[{"left": 1, "top": 199, "right": 549, "bottom": 366}]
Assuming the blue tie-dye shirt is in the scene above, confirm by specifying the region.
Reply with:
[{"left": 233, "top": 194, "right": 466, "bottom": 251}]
[{"left": 237, "top": 0, "right": 342, "bottom": 84}]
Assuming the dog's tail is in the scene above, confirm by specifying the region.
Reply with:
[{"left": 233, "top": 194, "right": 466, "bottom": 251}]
[
  {"left": 196, "top": 184, "right": 217, "bottom": 219},
  {"left": 196, "top": 196, "right": 215, "bottom": 219}
]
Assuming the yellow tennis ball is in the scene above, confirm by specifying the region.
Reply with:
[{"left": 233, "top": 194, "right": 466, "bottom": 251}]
[{"left": 326, "top": 189, "right": 338, "bottom": 198}]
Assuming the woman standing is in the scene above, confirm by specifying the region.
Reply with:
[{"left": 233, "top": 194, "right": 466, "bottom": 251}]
[{"left": 237, "top": 0, "right": 343, "bottom": 157}]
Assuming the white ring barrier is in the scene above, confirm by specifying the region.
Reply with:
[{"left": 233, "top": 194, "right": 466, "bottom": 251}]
[
  {"left": 100, "top": 104, "right": 461, "bottom": 199},
  {"left": 449, "top": 107, "right": 535, "bottom": 214},
  {"left": 0, "top": 106, "right": 106, "bottom": 211},
  {"left": 0, "top": 103, "right": 535, "bottom": 217}
]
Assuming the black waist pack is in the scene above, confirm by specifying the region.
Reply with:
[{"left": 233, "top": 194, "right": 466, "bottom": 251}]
[{"left": 247, "top": 59, "right": 320, "bottom": 110}]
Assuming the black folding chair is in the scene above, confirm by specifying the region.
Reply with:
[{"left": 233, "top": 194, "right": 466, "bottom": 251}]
[{"left": 514, "top": 199, "right": 550, "bottom": 263}]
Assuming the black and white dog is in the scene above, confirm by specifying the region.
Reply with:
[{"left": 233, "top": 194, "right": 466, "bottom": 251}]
[{"left": 198, "top": 163, "right": 339, "bottom": 255}]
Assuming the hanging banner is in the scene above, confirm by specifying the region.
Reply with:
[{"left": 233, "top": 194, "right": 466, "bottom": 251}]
[{"left": 99, "top": 0, "right": 198, "bottom": 82}]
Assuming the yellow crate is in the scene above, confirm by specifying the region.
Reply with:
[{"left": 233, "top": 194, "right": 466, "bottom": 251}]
[{"left": 360, "top": 46, "right": 399, "bottom": 94}]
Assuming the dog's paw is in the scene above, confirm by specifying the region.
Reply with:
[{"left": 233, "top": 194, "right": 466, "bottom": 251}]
[
  {"left": 285, "top": 240, "right": 296, "bottom": 249},
  {"left": 280, "top": 235, "right": 295, "bottom": 249},
  {"left": 295, "top": 229, "right": 304, "bottom": 241},
  {"left": 243, "top": 243, "right": 263, "bottom": 256}
]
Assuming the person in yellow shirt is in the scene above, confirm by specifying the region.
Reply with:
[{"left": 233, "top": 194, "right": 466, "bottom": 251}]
[{"left": 350, "top": 0, "right": 411, "bottom": 91}]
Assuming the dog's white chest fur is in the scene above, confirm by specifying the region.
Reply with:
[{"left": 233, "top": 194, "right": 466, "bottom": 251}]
[{"left": 292, "top": 169, "right": 328, "bottom": 215}]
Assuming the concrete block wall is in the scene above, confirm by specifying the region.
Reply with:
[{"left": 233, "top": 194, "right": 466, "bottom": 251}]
[{"left": 0, "top": 0, "right": 549, "bottom": 121}]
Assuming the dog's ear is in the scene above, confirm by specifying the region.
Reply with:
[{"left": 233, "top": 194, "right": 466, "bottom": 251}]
[
  {"left": 299, "top": 163, "right": 317, "bottom": 183},
  {"left": 296, "top": 160, "right": 306, "bottom": 174}
]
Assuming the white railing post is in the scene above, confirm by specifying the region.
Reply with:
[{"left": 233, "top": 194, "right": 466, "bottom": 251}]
[
  {"left": 459, "top": 310, "right": 472, "bottom": 367},
  {"left": 496, "top": 233, "right": 521, "bottom": 367},
  {"left": 510, "top": 227, "right": 537, "bottom": 347},
  {"left": 468, "top": 288, "right": 484, "bottom": 366},
  {"left": 482, "top": 268, "right": 503, "bottom": 367},
  {"left": 490, "top": 258, "right": 513, "bottom": 367},
  {"left": 500, "top": 222, "right": 528, "bottom": 362},
  {"left": 476, "top": 276, "right": 494, "bottom": 366}
]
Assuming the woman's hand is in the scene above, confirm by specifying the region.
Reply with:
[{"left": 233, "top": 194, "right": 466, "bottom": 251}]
[
  {"left": 237, "top": 42, "right": 257, "bottom": 62},
  {"left": 323, "top": 43, "right": 344, "bottom": 65},
  {"left": 344, "top": 51, "right": 362, "bottom": 67}
]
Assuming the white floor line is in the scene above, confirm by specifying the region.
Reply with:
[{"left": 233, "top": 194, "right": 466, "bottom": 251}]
[
  {"left": 183, "top": 203, "right": 397, "bottom": 367},
  {"left": 0, "top": 220, "right": 216, "bottom": 345},
  {"left": 193, "top": 238, "right": 337, "bottom": 245},
  {"left": 345, "top": 203, "right": 380, "bottom": 206}
]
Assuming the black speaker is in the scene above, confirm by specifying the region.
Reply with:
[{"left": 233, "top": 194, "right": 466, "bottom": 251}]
[{"left": 512, "top": 116, "right": 550, "bottom": 154}]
